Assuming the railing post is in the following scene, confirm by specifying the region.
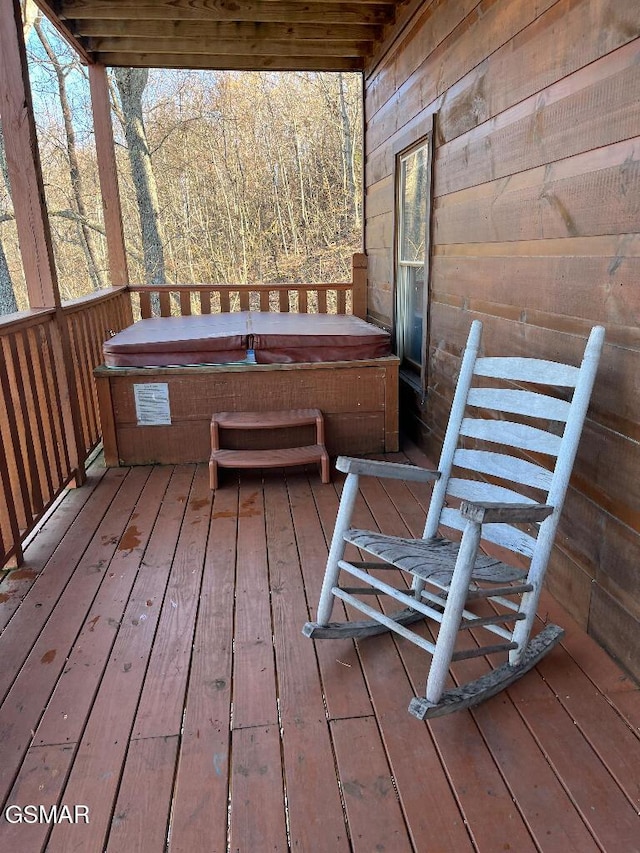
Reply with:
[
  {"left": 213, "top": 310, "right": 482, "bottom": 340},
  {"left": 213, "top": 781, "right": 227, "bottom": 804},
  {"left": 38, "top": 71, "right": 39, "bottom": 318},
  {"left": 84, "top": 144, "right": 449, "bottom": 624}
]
[{"left": 351, "top": 252, "right": 367, "bottom": 319}]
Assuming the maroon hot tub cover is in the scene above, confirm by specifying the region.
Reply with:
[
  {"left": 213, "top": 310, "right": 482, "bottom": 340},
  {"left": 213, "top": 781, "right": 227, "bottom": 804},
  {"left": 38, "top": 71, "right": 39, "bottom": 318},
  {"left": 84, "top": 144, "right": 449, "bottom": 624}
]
[
  {"left": 102, "top": 314, "right": 248, "bottom": 367},
  {"left": 103, "top": 312, "right": 391, "bottom": 367},
  {"left": 248, "top": 312, "right": 391, "bottom": 363}
]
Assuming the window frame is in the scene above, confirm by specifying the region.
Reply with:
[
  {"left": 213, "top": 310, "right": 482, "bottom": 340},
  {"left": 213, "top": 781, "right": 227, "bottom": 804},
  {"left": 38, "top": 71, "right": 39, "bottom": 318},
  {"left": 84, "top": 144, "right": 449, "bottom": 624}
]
[{"left": 393, "top": 118, "right": 435, "bottom": 394}]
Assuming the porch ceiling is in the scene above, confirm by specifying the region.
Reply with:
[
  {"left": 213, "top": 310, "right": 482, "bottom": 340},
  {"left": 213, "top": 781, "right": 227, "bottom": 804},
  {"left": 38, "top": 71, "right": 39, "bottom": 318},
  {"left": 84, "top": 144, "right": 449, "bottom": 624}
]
[{"left": 35, "top": 0, "right": 413, "bottom": 72}]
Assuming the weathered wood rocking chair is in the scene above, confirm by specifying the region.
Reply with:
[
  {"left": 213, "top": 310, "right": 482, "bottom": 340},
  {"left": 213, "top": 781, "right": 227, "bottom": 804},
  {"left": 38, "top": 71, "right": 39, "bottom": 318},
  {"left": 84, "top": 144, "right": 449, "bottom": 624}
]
[{"left": 303, "top": 321, "right": 604, "bottom": 719}]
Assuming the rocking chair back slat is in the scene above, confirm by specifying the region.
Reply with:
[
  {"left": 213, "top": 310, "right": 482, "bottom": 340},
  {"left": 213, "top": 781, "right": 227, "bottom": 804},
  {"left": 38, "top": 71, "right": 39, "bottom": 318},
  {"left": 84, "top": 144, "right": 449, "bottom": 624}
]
[
  {"left": 439, "top": 506, "right": 538, "bottom": 557},
  {"left": 459, "top": 418, "right": 563, "bottom": 455},
  {"left": 453, "top": 448, "right": 553, "bottom": 490},
  {"left": 474, "top": 357, "right": 580, "bottom": 385},
  {"left": 446, "top": 478, "right": 537, "bottom": 506},
  {"left": 467, "top": 387, "right": 572, "bottom": 420}
]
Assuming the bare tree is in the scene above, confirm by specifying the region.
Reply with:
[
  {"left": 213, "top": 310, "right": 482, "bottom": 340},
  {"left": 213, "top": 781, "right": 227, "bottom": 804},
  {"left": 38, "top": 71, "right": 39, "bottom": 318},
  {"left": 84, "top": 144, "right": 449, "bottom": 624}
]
[
  {"left": 113, "top": 68, "right": 166, "bottom": 288},
  {"left": 34, "top": 17, "right": 106, "bottom": 290},
  {"left": 338, "top": 72, "right": 360, "bottom": 231},
  {"left": 3, "top": 58, "right": 363, "bottom": 306}
]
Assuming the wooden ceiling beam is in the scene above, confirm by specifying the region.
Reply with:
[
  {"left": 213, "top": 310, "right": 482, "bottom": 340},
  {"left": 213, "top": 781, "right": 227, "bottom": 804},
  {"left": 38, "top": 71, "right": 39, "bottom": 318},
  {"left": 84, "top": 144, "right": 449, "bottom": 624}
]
[
  {"left": 94, "top": 52, "right": 364, "bottom": 72},
  {"left": 86, "top": 36, "right": 373, "bottom": 57},
  {"left": 33, "top": 0, "right": 93, "bottom": 63},
  {"left": 73, "top": 18, "right": 383, "bottom": 42},
  {"left": 58, "top": 0, "right": 396, "bottom": 25}
]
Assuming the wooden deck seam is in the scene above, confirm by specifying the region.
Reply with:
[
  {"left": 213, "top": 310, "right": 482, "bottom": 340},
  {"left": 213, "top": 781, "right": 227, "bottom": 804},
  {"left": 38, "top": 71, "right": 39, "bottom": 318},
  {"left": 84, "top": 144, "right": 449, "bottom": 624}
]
[
  {"left": 0, "top": 465, "right": 155, "bottom": 752},
  {"left": 33, "top": 465, "right": 176, "bottom": 748},
  {"left": 504, "top": 679, "right": 640, "bottom": 851},
  {"left": 45, "top": 464, "right": 199, "bottom": 852},
  {"left": 472, "top": 599, "right": 639, "bottom": 848},
  {"left": 0, "top": 459, "right": 110, "bottom": 632},
  {"left": 81, "top": 465, "right": 200, "bottom": 850},
  {"left": 0, "top": 465, "right": 128, "bottom": 681},
  {"left": 0, "top": 463, "right": 168, "bottom": 851},
  {"left": 323, "top": 470, "right": 431, "bottom": 849},
  {"left": 166, "top": 472, "right": 237, "bottom": 853},
  {"left": 396, "top": 630, "right": 540, "bottom": 851},
  {"left": 349, "top": 464, "right": 537, "bottom": 850}
]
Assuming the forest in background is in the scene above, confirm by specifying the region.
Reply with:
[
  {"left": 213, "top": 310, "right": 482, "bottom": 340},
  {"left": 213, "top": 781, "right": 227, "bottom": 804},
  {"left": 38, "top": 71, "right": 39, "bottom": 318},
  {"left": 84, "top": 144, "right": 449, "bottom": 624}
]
[{"left": 0, "top": 7, "right": 363, "bottom": 314}]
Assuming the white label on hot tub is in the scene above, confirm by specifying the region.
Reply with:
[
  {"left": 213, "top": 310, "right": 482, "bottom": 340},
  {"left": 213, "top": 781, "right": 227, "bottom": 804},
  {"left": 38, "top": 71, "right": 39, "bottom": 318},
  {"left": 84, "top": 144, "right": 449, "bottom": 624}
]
[{"left": 134, "top": 383, "right": 171, "bottom": 425}]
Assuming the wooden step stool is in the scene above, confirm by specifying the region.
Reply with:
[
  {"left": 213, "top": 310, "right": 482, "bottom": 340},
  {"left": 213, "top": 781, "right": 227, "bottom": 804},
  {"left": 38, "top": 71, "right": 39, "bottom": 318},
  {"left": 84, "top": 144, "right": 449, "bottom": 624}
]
[{"left": 209, "top": 408, "right": 331, "bottom": 489}]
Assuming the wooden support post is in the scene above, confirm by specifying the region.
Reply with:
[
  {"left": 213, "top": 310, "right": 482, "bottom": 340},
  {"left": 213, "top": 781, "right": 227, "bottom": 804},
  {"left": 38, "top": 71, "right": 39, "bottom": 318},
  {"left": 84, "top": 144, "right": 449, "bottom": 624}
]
[
  {"left": 0, "top": 0, "right": 59, "bottom": 310},
  {"left": 0, "top": 0, "right": 86, "bottom": 483},
  {"left": 351, "top": 252, "right": 367, "bottom": 319},
  {"left": 89, "top": 63, "right": 131, "bottom": 308}
]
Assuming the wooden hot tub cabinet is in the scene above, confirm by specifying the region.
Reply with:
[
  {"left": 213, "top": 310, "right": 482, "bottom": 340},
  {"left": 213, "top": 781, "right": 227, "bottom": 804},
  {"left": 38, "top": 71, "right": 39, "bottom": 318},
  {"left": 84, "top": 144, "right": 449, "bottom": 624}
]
[{"left": 94, "top": 357, "right": 399, "bottom": 466}]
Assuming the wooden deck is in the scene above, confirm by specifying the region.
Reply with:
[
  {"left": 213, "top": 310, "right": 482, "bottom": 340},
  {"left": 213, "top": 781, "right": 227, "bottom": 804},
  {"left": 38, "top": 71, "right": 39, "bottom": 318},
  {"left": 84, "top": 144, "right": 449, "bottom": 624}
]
[{"left": 0, "top": 443, "right": 638, "bottom": 852}]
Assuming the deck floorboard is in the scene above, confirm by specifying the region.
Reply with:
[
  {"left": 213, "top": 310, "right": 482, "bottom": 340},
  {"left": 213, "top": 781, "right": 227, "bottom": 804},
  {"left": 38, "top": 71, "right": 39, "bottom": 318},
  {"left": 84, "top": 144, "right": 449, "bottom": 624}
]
[{"left": 0, "top": 444, "right": 638, "bottom": 852}]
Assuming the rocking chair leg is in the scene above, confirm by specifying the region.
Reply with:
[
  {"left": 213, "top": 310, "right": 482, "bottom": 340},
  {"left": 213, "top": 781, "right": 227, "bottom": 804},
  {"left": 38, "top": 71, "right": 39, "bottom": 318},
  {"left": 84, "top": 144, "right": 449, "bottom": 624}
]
[
  {"left": 425, "top": 520, "right": 481, "bottom": 705},
  {"left": 316, "top": 472, "right": 360, "bottom": 626},
  {"left": 509, "top": 584, "right": 541, "bottom": 665}
]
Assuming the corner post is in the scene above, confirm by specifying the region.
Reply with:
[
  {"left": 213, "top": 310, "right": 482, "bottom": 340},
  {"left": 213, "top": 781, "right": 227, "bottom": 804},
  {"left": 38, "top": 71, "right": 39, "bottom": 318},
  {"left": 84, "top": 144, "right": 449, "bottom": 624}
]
[
  {"left": 0, "top": 0, "right": 86, "bottom": 484},
  {"left": 88, "top": 64, "right": 130, "bottom": 300},
  {"left": 351, "top": 252, "right": 367, "bottom": 319}
]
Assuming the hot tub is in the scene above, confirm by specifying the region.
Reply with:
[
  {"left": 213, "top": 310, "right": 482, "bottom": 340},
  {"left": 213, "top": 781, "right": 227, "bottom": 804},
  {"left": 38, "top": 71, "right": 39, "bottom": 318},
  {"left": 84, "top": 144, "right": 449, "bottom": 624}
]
[{"left": 102, "top": 312, "right": 391, "bottom": 367}]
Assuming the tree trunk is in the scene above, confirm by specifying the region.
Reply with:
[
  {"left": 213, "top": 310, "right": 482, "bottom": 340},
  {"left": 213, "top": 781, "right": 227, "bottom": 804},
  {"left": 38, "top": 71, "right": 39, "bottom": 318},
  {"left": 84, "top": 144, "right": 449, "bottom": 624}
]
[
  {"left": 0, "top": 128, "right": 18, "bottom": 314},
  {"left": 35, "top": 19, "right": 105, "bottom": 290},
  {"left": 113, "top": 68, "right": 166, "bottom": 292},
  {"left": 338, "top": 72, "right": 359, "bottom": 230}
]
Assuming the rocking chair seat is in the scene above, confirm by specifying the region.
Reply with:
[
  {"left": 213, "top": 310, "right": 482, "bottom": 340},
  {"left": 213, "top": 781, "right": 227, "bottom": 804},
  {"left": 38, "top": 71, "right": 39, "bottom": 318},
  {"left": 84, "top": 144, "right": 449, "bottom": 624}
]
[{"left": 344, "top": 529, "right": 527, "bottom": 584}]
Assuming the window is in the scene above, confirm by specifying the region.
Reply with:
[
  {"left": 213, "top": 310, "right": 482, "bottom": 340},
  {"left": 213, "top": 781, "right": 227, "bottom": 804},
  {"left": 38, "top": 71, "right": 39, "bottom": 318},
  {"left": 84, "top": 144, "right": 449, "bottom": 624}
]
[{"left": 395, "top": 134, "right": 433, "bottom": 388}]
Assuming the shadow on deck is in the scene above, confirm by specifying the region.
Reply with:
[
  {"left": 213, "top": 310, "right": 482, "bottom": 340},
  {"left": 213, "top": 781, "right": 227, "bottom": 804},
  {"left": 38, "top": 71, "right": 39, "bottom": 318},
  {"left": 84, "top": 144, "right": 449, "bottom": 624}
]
[{"left": 0, "top": 443, "right": 638, "bottom": 852}]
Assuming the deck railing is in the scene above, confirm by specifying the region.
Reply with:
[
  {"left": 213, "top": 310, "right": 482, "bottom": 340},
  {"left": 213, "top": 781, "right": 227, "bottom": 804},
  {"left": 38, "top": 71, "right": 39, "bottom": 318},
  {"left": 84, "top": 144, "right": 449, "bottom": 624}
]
[
  {"left": 0, "top": 287, "right": 131, "bottom": 568},
  {"left": 128, "top": 253, "right": 367, "bottom": 319},
  {"left": 0, "top": 254, "right": 366, "bottom": 568},
  {"left": 62, "top": 287, "right": 133, "bottom": 457}
]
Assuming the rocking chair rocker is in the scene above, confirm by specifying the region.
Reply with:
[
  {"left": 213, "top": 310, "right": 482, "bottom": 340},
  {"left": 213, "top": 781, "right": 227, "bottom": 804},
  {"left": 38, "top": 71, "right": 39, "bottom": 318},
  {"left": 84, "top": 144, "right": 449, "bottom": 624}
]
[{"left": 303, "top": 321, "right": 604, "bottom": 719}]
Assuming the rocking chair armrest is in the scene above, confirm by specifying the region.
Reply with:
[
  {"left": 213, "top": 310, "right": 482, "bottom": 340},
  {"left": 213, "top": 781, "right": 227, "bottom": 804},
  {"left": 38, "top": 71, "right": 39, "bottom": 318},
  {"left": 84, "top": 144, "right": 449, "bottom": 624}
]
[
  {"left": 336, "top": 456, "right": 441, "bottom": 484},
  {"left": 459, "top": 501, "right": 554, "bottom": 525}
]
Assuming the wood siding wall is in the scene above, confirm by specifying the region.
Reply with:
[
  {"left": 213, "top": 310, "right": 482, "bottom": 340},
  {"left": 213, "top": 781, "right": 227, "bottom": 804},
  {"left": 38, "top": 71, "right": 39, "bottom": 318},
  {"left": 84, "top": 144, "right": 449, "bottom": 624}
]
[{"left": 364, "top": 0, "right": 640, "bottom": 679}]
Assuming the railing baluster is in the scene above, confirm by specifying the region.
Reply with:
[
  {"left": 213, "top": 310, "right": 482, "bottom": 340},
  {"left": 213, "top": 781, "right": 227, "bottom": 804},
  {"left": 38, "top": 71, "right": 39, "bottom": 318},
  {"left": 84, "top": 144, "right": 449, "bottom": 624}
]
[
  {"left": 0, "top": 338, "right": 33, "bottom": 530},
  {"left": 139, "top": 291, "right": 151, "bottom": 318},
  {"left": 180, "top": 291, "right": 192, "bottom": 315},
  {"left": 33, "top": 324, "right": 64, "bottom": 486},
  {"left": 21, "top": 327, "right": 54, "bottom": 506},
  {"left": 0, "top": 424, "right": 22, "bottom": 567},
  {"left": 43, "top": 322, "right": 72, "bottom": 475},
  {"left": 159, "top": 289, "right": 171, "bottom": 317}
]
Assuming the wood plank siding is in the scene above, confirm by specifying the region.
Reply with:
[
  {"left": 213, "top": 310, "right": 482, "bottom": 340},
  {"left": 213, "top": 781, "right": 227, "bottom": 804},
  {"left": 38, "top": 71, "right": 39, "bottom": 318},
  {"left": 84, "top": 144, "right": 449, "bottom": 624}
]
[
  {"left": 363, "top": 0, "right": 640, "bottom": 680},
  {"left": 0, "top": 449, "right": 638, "bottom": 851}
]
